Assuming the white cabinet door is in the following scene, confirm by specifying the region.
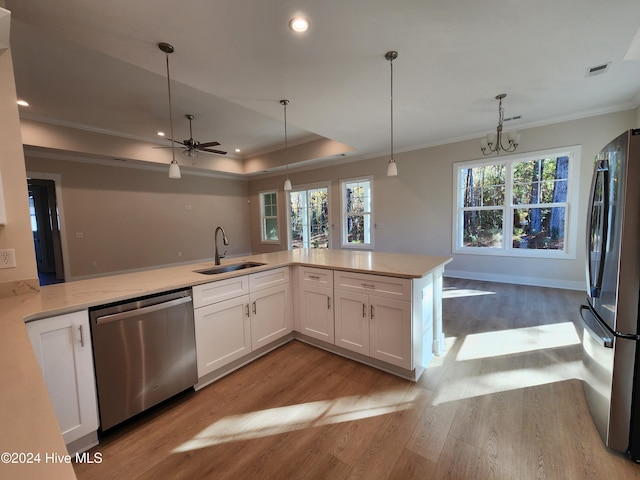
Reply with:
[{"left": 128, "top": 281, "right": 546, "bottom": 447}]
[
  {"left": 334, "top": 290, "right": 369, "bottom": 356},
  {"left": 250, "top": 283, "right": 291, "bottom": 350},
  {"left": 370, "top": 296, "right": 412, "bottom": 369},
  {"left": 194, "top": 294, "right": 251, "bottom": 377},
  {"left": 300, "top": 284, "right": 334, "bottom": 342},
  {"left": 27, "top": 311, "right": 99, "bottom": 446}
]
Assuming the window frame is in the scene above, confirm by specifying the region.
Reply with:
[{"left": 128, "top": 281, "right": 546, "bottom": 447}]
[
  {"left": 259, "top": 189, "right": 280, "bottom": 244},
  {"left": 452, "top": 146, "right": 581, "bottom": 259},
  {"left": 340, "top": 175, "right": 374, "bottom": 250},
  {"left": 286, "top": 181, "right": 332, "bottom": 250}
]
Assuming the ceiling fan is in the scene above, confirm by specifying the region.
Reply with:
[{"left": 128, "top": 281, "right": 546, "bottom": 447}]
[{"left": 165, "top": 114, "right": 227, "bottom": 158}]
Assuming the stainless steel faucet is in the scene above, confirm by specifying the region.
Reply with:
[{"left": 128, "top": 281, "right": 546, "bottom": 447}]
[{"left": 214, "top": 226, "right": 229, "bottom": 265}]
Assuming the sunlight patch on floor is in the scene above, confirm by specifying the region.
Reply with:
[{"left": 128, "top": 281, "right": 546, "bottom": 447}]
[
  {"left": 442, "top": 287, "right": 496, "bottom": 299},
  {"left": 431, "top": 359, "right": 583, "bottom": 405},
  {"left": 456, "top": 322, "right": 581, "bottom": 361},
  {"left": 173, "top": 388, "right": 418, "bottom": 453}
]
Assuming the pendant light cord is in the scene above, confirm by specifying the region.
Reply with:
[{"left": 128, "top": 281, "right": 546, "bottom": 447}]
[
  {"left": 165, "top": 52, "right": 176, "bottom": 164},
  {"left": 390, "top": 55, "right": 394, "bottom": 162}
]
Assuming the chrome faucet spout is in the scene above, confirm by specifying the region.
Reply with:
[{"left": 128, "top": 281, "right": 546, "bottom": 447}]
[{"left": 214, "top": 226, "right": 229, "bottom": 265}]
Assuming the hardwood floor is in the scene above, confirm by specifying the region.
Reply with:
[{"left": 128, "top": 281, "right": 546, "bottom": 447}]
[{"left": 74, "top": 278, "right": 640, "bottom": 479}]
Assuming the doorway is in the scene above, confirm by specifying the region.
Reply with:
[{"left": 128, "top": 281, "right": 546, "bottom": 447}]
[{"left": 27, "top": 178, "right": 65, "bottom": 285}]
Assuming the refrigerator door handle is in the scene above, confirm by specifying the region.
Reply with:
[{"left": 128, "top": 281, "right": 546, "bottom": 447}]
[
  {"left": 580, "top": 305, "right": 640, "bottom": 344},
  {"left": 579, "top": 305, "right": 613, "bottom": 348},
  {"left": 586, "top": 160, "right": 610, "bottom": 299}
]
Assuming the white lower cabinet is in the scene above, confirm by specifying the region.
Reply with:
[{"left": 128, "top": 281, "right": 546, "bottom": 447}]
[
  {"left": 194, "top": 294, "right": 251, "bottom": 377},
  {"left": 333, "top": 271, "right": 413, "bottom": 370},
  {"left": 27, "top": 310, "right": 99, "bottom": 452},
  {"left": 193, "top": 267, "right": 291, "bottom": 380},
  {"left": 297, "top": 266, "right": 334, "bottom": 342}
]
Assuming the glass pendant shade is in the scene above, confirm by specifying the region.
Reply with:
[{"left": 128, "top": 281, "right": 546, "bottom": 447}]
[
  {"left": 169, "top": 160, "right": 181, "bottom": 179},
  {"left": 284, "top": 177, "right": 292, "bottom": 191},
  {"left": 387, "top": 160, "right": 398, "bottom": 176}
]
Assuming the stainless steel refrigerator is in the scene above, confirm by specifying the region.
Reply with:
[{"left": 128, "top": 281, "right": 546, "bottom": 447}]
[{"left": 581, "top": 128, "right": 640, "bottom": 461}]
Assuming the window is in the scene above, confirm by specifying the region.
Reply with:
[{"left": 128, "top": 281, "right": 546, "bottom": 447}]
[
  {"left": 259, "top": 190, "right": 279, "bottom": 243},
  {"left": 288, "top": 184, "right": 330, "bottom": 249},
  {"left": 453, "top": 146, "right": 580, "bottom": 258},
  {"left": 341, "top": 176, "right": 373, "bottom": 249}
]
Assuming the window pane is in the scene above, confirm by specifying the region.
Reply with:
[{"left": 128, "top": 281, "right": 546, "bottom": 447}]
[
  {"left": 462, "top": 164, "right": 505, "bottom": 207},
  {"left": 462, "top": 209, "right": 503, "bottom": 248},
  {"left": 346, "top": 214, "right": 368, "bottom": 244},
  {"left": 346, "top": 181, "right": 371, "bottom": 213},
  {"left": 513, "top": 157, "right": 569, "bottom": 205},
  {"left": 264, "top": 218, "right": 278, "bottom": 241},
  {"left": 308, "top": 188, "right": 329, "bottom": 248},
  {"left": 290, "top": 191, "right": 307, "bottom": 248},
  {"left": 512, "top": 207, "right": 565, "bottom": 250}
]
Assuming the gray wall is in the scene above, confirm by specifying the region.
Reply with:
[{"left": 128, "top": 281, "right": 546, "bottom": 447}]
[{"left": 25, "top": 157, "right": 251, "bottom": 279}]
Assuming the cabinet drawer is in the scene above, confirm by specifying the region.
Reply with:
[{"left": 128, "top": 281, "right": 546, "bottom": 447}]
[
  {"left": 249, "top": 267, "right": 289, "bottom": 291},
  {"left": 299, "top": 266, "right": 333, "bottom": 288},
  {"left": 334, "top": 270, "right": 411, "bottom": 301},
  {"left": 193, "top": 275, "right": 250, "bottom": 308}
]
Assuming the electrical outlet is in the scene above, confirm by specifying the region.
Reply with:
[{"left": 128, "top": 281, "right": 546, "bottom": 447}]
[{"left": 0, "top": 249, "right": 16, "bottom": 269}]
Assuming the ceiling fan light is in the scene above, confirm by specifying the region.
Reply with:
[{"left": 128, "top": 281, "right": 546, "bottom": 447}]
[
  {"left": 169, "top": 160, "right": 181, "bottom": 179},
  {"left": 387, "top": 160, "right": 398, "bottom": 177}
]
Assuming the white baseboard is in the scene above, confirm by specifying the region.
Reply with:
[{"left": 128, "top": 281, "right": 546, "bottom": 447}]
[{"left": 444, "top": 269, "right": 585, "bottom": 291}]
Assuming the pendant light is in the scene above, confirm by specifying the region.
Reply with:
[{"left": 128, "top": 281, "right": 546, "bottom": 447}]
[
  {"left": 281, "top": 99, "right": 292, "bottom": 191},
  {"left": 385, "top": 51, "right": 398, "bottom": 176},
  {"left": 159, "top": 42, "right": 181, "bottom": 179}
]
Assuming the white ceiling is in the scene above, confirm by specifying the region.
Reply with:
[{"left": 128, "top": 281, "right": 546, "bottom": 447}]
[{"left": 5, "top": 0, "right": 640, "bottom": 173}]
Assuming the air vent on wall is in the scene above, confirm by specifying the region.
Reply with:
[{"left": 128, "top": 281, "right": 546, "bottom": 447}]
[{"left": 586, "top": 62, "right": 611, "bottom": 77}]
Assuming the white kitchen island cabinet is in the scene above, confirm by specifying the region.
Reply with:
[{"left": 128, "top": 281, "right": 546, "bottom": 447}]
[
  {"left": 296, "top": 266, "right": 335, "bottom": 343},
  {"left": 26, "top": 310, "right": 99, "bottom": 455},
  {"left": 193, "top": 267, "right": 292, "bottom": 389},
  {"left": 248, "top": 267, "right": 292, "bottom": 350},
  {"left": 334, "top": 270, "right": 413, "bottom": 370}
]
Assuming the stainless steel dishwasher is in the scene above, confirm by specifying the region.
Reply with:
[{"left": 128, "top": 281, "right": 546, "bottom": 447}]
[{"left": 89, "top": 289, "right": 197, "bottom": 431}]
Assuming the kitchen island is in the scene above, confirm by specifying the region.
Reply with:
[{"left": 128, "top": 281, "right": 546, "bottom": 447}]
[{"left": 0, "top": 249, "right": 450, "bottom": 480}]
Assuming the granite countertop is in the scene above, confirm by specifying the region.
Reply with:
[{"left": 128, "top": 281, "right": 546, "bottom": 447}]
[{"left": 0, "top": 249, "right": 451, "bottom": 480}]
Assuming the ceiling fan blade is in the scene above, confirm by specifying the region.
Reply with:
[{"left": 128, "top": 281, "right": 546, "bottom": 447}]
[
  {"left": 198, "top": 141, "right": 221, "bottom": 148},
  {"left": 198, "top": 147, "right": 227, "bottom": 155}
]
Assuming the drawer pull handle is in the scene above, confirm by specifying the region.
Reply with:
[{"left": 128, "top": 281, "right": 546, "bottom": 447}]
[
  {"left": 309, "top": 275, "right": 320, "bottom": 280},
  {"left": 361, "top": 283, "right": 375, "bottom": 289}
]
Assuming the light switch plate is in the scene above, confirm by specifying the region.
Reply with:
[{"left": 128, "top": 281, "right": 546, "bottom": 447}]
[{"left": 0, "top": 249, "right": 16, "bottom": 269}]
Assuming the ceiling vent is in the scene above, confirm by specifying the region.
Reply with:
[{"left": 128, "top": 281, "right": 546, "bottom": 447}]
[
  {"left": 504, "top": 115, "right": 522, "bottom": 122},
  {"left": 586, "top": 62, "right": 611, "bottom": 77}
]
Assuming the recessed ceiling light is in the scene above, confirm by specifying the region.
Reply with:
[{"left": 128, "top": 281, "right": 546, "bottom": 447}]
[
  {"left": 17, "top": 99, "right": 29, "bottom": 107},
  {"left": 157, "top": 131, "right": 165, "bottom": 137},
  {"left": 289, "top": 17, "right": 309, "bottom": 33},
  {"left": 235, "top": 148, "right": 241, "bottom": 153}
]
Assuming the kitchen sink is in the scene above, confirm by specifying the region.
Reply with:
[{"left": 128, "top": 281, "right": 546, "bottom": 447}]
[{"left": 194, "top": 262, "right": 266, "bottom": 275}]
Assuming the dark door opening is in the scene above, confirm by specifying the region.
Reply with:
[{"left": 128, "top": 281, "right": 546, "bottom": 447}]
[{"left": 28, "top": 179, "right": 65, "bottom": 285}]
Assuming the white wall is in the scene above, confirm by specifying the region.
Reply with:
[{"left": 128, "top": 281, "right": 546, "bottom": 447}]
[{"left": 249, "top": 109, "right": 637, "bottom": 290}]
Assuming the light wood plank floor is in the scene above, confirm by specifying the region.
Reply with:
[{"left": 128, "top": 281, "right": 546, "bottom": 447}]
[{"left": 74, "top": 278, "right": 640, "bottom": 479}]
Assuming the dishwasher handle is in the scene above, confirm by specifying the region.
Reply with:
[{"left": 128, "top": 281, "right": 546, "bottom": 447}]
[{"left": 95, "top": 296, "right": 192, "bottom": 325}]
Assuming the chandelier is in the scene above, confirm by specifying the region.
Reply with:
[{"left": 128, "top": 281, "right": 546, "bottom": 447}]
[{"left": 480, "top": 93, "right": 521, "bottom": 156}]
